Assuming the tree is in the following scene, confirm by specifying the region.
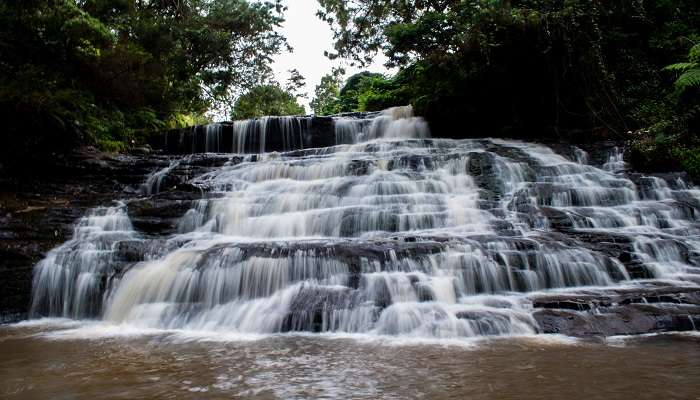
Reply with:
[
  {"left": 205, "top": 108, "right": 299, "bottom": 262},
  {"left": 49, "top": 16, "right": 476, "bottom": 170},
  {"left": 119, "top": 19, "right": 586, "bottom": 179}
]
[
  {"left": 310, "top": 67, "right": 345, "bottom": 115},
  {"left": 338, "top": 71, "right": 385, "bottom": 111},
  {"left": 318, "top": 0, "right": 700, "bottom": 179},
  {"left": 0, "top": 0, "right": 287, "bottom": 165},
  {"left": 316, "top": 0, "right": 536, "bottom": 67},
  {"left": 310, "top": 69, "right": 411, "bottom": 115},
  {"left": 231, "top": 85, "right": 305, "bottom": 119},
  {"left": 318, "top": 1, "right": 699, "bottom": 131},
  {"left": 315, "top": 1, "right": 620, "bottom": 131},
  {"left": 285, "top": 69, "right": 307, "bottom": 99}
]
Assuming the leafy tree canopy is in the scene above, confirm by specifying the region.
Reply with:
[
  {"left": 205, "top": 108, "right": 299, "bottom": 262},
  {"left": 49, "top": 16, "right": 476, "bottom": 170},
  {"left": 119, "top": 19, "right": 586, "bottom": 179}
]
[
  {"left": 311, "top": 69, "right": 410, "bottom": 115},
  {"left": 231, "top": 84, "right": 305, "bottom": 119},
  {"left": 310, "top": 67, "right": 344, "bottom": 115},
  {"left": 285, "top": 69, "right": 308, "bottom": 99},
  {"left": 0, "top": 0, "right": 286, "bottom": 163},
  {"left": 317, "top": 0, "right": 700, "bottom": 178}
]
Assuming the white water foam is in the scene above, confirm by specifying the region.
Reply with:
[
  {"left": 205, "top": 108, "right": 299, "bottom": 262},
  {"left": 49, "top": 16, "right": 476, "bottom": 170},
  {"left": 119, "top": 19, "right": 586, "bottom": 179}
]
[{"left": 26, "top": 107, "right": 700, "bottom": 342}]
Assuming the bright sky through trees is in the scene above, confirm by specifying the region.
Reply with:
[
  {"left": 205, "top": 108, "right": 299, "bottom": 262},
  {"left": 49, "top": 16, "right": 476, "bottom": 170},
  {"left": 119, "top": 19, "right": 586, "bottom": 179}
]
[{"left": 271, "top": 0, "right": 392, "bottom": 110}]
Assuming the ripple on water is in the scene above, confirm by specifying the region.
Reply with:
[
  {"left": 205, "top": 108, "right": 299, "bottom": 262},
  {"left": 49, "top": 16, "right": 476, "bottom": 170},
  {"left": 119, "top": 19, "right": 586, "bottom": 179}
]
[{"left": 1, "top": 325, "right": 699, "bottom": 400}]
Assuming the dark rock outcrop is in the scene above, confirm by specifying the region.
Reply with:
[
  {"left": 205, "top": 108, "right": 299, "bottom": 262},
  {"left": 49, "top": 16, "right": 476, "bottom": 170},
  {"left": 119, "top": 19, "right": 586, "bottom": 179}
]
[
  {"left": 0, "top": 148, "right": 227, "bottom": 321},
  {"left": 0, "top": 148, "right": 152, "bottom": 321},
  {"left": 532, "top": 286, "right": 700, "bottom": 336}
]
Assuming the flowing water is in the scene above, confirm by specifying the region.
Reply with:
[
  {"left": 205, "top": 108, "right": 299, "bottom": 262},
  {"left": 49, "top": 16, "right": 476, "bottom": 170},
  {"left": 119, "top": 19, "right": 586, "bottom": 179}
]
[{"left": 6, "top": 106, "right": 700, "bottom": 398}]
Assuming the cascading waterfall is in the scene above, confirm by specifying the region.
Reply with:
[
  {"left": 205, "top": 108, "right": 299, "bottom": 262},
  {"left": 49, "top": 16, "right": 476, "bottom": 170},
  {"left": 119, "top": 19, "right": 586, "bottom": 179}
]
[
  {"left": 142, "top": 160, "right": 180, "bottom": 195},
  {"left": 190, "top": 116, "right": 312, "bottom": 154},
  {"left": 334, "top": 106, "right": 429, "bottom": 144},
  {"left": 29, "top": 106, "right": 700, "bottom": 339},
  {"left": 30, "top": 204, "right": 139, "bottom": 318}
]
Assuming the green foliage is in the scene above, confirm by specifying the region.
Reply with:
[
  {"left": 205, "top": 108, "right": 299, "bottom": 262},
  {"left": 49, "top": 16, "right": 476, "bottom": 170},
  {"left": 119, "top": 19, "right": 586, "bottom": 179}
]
[
  {"left": 285, "top": 69, "right": 307, "bottom": 99},
  {"left": 318, "top": 0, "right": 626, "bottom": 135},
  {"left": 341, "top": 72, "right": 410, "bottom": 112},
  {"left": 319, "top": 0, "right": 700, "bottom": 178},
  {"left": 165, "top": 113, "right": 210, "bottom": 130},
  {"left": 311, "top": 70, "right": 411, "bottom": 115},
  {"left": 310, "top": 68, "right": 344, "bottom": 115},
  {"left": 675, "top": 147, "right": 700, "bottom": 179},
  {"left": 0, "top": 0, "right": 286, "bottom": 166},
  {"left": 338, "top": 72, "right": 384, "bottom": 111},
  {"left": 97, "top": 139, "right": 127, "bottom": 153},
  {"left": 631, "top": 41, "right": 700, "bottom": 179},
  {"left": 232, "top": 85, "right": 305, "bottom": 119},
  {"left": 664, "top": 44, "right": 700, "bottom": 92}
]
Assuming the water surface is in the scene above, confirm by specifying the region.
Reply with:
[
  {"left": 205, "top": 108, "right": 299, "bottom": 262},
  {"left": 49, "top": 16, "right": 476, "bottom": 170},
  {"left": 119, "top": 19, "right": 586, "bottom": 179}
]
[{"left": 2, "top": 322, "right": 698, "bottom": 400}]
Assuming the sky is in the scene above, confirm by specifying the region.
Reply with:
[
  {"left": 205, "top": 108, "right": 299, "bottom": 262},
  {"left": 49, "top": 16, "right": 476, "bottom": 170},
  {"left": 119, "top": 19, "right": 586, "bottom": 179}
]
[{"left": 271, "top": 0, "right": 392, "bottom": 111}]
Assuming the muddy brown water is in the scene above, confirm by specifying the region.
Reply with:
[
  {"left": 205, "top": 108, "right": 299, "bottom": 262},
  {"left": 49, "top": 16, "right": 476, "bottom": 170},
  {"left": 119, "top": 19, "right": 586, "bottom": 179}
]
[{"left": 1, "top": 321, "right": 699, "bottom": 399}]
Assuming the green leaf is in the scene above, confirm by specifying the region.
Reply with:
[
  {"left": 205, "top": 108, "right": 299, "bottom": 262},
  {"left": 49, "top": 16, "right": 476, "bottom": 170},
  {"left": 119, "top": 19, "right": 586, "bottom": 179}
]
[
  {"left": 674, "top": 68, "right": 700, "bottom": 91},
  {"left": 662, "top": 62, "right": 696, "bottom": 72},
  {"left": 689, "top": 44, "right": 700, "bottom": 63}
]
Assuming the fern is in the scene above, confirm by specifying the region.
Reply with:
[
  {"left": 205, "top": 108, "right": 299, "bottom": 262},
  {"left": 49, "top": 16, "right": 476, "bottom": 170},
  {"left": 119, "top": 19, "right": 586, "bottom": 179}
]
[
  {"left": 664, "top": 44, "right": 700, "bottom": 92},
  {"left": 675, "top": 69, "right": 700, "bottom": 91},
  {"left": 662, "top": 62, "right": 696, "bottom": 72},
  {"left": 689, "top": 43, "right": 700, "bottom": 63}
]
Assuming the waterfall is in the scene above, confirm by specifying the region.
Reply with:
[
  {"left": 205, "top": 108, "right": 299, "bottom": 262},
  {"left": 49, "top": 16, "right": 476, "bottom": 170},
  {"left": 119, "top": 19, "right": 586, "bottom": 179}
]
[
  {"left": 334, "top": 106, "right": 429, "bottom": 144},
  {"left": 29, "top": 107, "right": 700, "bottom": 339},
  {"left": 186, "top": 116, "right": 312, "bottom": 154},
  {"left": 142, "top": 160, "right": 181, "bottom": 195},
  {"left": 30, "top": 204, "right": 139, "bottom": 319},
  {"left": 179, "top": 106, "right": 426, "bottom": 154}
]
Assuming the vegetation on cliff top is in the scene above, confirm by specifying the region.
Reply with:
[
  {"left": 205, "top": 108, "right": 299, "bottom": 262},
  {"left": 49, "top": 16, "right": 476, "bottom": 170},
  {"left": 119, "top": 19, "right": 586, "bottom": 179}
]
[
  {"left": 313, "top": 0, "right": 699, "bottom": 177},
  {"left": 0, "top": 0, "right": 286, "bottom": 164}
]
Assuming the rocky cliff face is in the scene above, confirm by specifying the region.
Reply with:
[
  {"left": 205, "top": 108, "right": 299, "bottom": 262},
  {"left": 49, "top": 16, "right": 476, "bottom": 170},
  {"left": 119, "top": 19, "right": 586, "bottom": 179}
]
[{"left": 0, "top": 149, "right": 157, "bottom": 321}]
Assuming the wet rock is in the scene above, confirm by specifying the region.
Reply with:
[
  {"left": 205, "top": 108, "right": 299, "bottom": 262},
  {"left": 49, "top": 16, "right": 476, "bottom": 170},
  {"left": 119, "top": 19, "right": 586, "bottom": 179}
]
[
  {"left": 114, "top": 240, "right": 147, "bottom": 263},
  {"left": 388, "top": 155, "right": 435, "bottom": 171},
  {"left": 0, "top": 148, "right": 158, "bottom": 321},
  {"left": 539, "top": 206, "right": 574, "bottom": 230},
  {"left": 534, "top": 304, "right": 700, "bottom": 336},
  {"left": 347, "top": 159, "right": 374, "bottom": 176},
  {"left": 532, "top": 287, "right": 700, "bottom": 336},
  {"left": 127, "top": 197, "right": 198, "bottom": 236},
  {"left": 130, "top": 146, "right": 151, "bottom": 155},
  {"left": 415, "top": 283, "right": 436, "bottom": 302},
  {"left": 468, "top": 152, "right": 503, "bottom": 198},
  {"left": 281, "top": 286, "right": 356, "bottom": 332},
  {"left": 533, "top": 300, "right": 593, "bottom": 311},
  {"left": 456, "top": 310, "right": 535, "bottom": 336}
]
